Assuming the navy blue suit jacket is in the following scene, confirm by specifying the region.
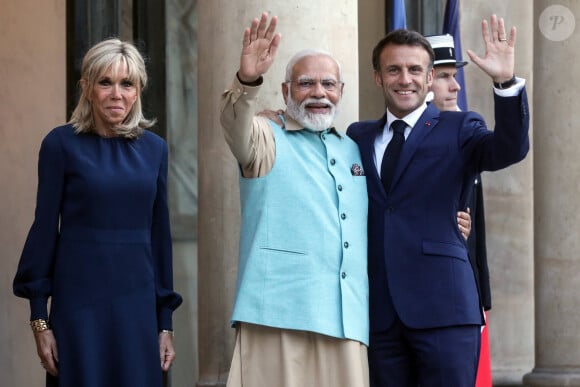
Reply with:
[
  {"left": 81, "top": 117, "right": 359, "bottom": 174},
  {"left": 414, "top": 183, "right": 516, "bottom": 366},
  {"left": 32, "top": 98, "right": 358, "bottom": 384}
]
[{"left": 347, "top": 90, "right": 529, "bottom": 333}]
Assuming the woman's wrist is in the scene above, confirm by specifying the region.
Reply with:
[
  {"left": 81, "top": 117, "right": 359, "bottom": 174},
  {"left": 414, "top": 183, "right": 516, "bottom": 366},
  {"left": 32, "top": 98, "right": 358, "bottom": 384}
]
[
  {"left": 159, "top": 329, "right": 174, "bottom": 337},
  {"left": 30, "top": 319, "right": 50, "bottom": 333}
]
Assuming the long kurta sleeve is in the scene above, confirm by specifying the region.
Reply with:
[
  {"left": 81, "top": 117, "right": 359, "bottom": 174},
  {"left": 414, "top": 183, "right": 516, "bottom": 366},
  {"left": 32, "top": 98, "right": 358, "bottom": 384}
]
[{"left": 220, "top": 75, "right": 277, "bottom": 178}]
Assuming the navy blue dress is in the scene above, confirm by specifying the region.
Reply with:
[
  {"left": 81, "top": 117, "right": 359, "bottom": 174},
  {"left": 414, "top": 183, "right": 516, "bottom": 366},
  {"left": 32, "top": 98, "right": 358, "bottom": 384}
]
[{"left": 13, "top": 124, "right": 182, "bottom": 387}]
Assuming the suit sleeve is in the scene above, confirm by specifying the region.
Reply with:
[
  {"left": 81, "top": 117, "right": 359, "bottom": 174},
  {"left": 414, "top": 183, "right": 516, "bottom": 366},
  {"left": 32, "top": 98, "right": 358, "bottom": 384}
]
[
  {"left": 460, "top": 88, "right": 530, "bottom": 172},
  {"left": 466, "top": 176, "right": 492, "bottom": 311},
  {"left": 474, "top": 178, "right": 491, "bottom": 310}
]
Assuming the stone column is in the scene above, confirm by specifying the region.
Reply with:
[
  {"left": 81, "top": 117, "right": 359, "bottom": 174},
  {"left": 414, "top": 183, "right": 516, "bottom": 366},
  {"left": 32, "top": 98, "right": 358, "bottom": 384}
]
[
  {"left": 1, "top": 1, "right": 66, "bottom": 386},
  {"left": 357, "top": 0, "right": 386, "bottom": 121},
  {"left": 461, "top": 2, "right": 535, "bottom": 384},
  {"left": 196, "top": 2, "right": 359, "bottom": 386},
  {"left": 523, "top": 1, "right": 580, "bottom": 386}
]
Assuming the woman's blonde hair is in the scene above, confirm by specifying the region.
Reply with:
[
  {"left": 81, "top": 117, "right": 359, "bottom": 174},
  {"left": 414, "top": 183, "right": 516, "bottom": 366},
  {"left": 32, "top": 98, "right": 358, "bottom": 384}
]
[{"left": 68, "top": 38, "right": 156, "bottom": 138}]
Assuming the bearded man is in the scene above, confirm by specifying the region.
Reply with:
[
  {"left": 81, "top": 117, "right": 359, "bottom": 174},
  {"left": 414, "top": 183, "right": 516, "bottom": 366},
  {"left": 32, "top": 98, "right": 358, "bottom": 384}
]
[{"left": 219, "top": 12, "right": 370, "bottom": 387}]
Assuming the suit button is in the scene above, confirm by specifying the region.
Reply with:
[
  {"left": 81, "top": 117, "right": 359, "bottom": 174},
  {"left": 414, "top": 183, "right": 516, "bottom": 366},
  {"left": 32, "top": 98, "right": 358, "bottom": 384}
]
[
  {"left": 343, "top": 241, "right": 349, "bottom": 248},
  {"left": 341, "top": 272, "right": 347, "bottom": 279},
  {"left": 387, "top": 207, "right": 394, "bottom": 213},
  {"left": 341, "top": 213, "right": 346, "bottom": 219}
]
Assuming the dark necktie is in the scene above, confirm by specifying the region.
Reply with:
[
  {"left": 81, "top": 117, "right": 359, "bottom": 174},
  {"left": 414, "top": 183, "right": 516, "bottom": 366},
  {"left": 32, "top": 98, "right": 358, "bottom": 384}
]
[{"left": 381, "top": 120, "right": 406, "bottom": 193}]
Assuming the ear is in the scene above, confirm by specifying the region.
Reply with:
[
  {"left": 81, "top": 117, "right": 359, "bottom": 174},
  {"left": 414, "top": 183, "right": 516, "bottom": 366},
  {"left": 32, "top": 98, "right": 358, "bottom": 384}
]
[
  {"left": 282, "top": 82, "right": 289, "bottom": 104},
  {"left": 374, "top": 71, "right": 383, "bottom": 87},
  {"left": 80, "top": 79, "right": 90, "bottom": 100},
  {"left": 426, "top": 68, "right": 434, "bottom": 87}
]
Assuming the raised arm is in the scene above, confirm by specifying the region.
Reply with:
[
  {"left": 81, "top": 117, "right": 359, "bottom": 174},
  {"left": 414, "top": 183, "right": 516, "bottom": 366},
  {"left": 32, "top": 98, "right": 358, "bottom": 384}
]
[{"left": 220, "top": 13, "right": 282, "bottom": 178}]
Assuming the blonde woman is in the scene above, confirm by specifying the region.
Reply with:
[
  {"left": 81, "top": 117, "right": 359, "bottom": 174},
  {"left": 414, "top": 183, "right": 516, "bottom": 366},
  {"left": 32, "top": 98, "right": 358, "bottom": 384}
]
[{"left": 13, "top": 38, "right": 182, "bottom": 387}]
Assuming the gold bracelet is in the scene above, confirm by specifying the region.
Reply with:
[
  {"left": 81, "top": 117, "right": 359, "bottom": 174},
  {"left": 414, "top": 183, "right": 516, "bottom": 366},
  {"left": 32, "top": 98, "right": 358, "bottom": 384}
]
[
  {"left": 30, "top": 319, "right": 49, "bottom": 333},
  {"left": 160, "top": 329, "right": 174, "bottom": 337}
]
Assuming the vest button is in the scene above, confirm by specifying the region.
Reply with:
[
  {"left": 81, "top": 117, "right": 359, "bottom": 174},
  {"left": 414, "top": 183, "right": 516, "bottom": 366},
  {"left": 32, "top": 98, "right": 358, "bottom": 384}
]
[
  {"left": 341, "top": 213, "right": 346, "bottom": 220},
  {"left": 337, "top": 185, "right": 343, "bottom": 191},
  {"left": 341, "top": 272, "right": 347, "bottom": 279},
  {"left": 343, "top": 241, "right": 349, "bottom": 248},
  {"left": 330, "top": 158, "right": 336, "bottom": 165}
]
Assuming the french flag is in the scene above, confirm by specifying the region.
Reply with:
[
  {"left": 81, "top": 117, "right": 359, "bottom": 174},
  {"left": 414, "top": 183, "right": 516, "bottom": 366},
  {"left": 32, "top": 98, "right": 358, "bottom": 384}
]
[
  {"left": 476, "top": 313, "right": 492, "bottom": 387},
  {"left": 443, "top": 0, "right": 468, "bottom": 111},
  {"left": 390, "top": 0, "right": 407, "bottom": 30}
]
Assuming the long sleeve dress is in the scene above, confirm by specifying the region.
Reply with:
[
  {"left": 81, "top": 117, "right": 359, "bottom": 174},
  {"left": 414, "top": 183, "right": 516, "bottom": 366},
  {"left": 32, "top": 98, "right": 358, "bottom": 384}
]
[{"left": 13, "top": 124, "right": 183, "bottom": 387}]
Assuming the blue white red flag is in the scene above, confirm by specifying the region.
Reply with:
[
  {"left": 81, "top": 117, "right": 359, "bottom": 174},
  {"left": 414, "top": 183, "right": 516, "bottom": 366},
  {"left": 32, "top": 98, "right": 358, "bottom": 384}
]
[
  {"left": 443, "top": 0, "right": 468, "bottom": 111},
  {"left": 475, "top": 311, "right": 492, "bottom": 387},
  {"left": 390, "top": 0, "right": 407, "bottom": 31}
]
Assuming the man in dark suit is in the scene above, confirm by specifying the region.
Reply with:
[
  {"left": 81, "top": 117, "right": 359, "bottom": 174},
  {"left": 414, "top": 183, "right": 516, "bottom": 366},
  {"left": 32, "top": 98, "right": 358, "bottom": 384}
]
[
  {"left": 425, "top": 33, "right": 493, "bottom": 386},
  {"left": 425, "top": 34, "right": 492, "bottom": 313},
  {"left": 347, "top": 15, "right": 529, "bottom": 387}
]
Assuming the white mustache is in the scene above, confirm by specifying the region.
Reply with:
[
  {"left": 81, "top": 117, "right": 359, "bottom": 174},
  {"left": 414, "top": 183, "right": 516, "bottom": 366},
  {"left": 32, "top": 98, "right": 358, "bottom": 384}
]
[{"left": 302, "top": 97, "right": 334, "bottom": 108}]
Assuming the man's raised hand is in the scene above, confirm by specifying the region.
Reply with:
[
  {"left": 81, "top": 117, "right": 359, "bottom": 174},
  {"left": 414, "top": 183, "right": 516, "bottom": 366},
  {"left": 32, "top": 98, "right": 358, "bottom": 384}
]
[
  {"left": 466, "top": 14, "right": 516, "bottom": 84},
  {"left": 239, "top": 12, "right": 282, "bottom": 83}
]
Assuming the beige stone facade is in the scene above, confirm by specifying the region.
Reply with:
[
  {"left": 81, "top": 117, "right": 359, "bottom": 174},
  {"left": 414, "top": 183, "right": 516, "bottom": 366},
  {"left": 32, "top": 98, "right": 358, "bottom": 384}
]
[
  {"left": 1, "top": 1, "right": 578, "bottom": 386},
  {"left": 1, "top": 2, "right": 66, "bottom": 386}
]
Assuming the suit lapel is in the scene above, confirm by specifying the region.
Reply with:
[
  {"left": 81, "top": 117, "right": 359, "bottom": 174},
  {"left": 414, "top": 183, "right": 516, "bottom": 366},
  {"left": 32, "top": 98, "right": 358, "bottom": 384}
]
[
  {"left": 358, "top": 114, "right": 388, "bottom": 200},
  {"left": 390, "top": 105, "right": 440, "bottom": 190}
]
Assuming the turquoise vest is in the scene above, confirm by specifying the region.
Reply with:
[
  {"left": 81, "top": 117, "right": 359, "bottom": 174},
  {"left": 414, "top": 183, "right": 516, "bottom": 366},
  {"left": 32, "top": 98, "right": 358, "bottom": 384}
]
[{"left": 232, "top": 122, "right": 369, "bottom": 345}]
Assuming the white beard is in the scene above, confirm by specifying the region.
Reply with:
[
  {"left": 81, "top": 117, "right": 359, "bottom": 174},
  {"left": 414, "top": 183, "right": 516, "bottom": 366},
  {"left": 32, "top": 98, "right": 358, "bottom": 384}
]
[{"left": 286, "top": 96, "right": 338, "bottom": 132}]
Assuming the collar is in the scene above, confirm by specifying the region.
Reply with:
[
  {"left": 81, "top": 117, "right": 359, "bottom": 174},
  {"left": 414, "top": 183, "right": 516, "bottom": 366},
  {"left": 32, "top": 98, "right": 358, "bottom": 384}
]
[
  {"left": 385, "top": 102, "right": 428, "bottom": 130},
  {"left": 282, "top": 112, "right": 343, "bottom": 138}
]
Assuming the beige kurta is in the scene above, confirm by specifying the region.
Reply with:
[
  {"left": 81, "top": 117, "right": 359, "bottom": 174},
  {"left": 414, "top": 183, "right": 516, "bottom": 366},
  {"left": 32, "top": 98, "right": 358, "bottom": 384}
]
[{"left": 226, "top": 323, "right": 369, "bottom": 387}]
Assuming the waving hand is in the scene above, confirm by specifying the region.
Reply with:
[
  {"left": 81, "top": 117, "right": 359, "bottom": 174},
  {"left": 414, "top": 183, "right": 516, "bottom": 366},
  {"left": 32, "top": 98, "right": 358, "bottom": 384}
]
[
  {"left": 238, "top": 12, "right": 282, "bottom": 84},
  {"left": 466, "top": 14, "right": 516, "bottom": 84}
]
